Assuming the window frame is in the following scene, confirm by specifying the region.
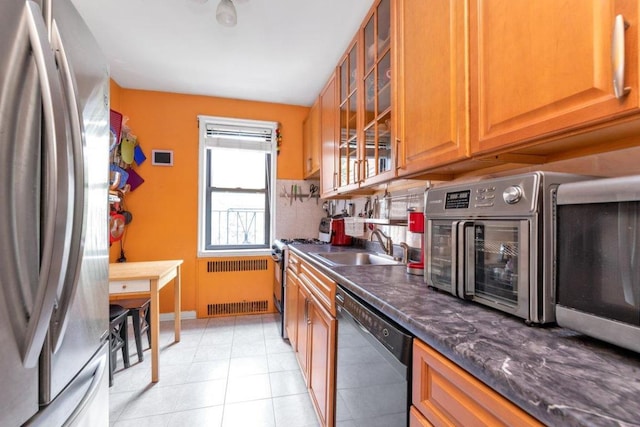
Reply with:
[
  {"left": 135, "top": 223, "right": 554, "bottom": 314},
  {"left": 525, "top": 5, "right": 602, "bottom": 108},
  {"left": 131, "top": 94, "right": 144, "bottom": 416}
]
[{"left": 197, "top": 115, "right": 278, "bottom": 257}]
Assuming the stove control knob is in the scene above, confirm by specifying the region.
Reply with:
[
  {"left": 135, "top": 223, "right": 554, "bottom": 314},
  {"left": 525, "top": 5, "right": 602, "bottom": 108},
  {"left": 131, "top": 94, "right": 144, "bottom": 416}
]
[{"left": 503, "top": 185, "right": 523, "bottom": 204}]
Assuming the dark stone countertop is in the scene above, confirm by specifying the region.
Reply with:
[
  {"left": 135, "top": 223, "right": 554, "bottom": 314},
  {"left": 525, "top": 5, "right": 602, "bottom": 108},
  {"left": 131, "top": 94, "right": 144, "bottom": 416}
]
[{"left": 289, "top": 244, "right": 640, "bottom": 427}]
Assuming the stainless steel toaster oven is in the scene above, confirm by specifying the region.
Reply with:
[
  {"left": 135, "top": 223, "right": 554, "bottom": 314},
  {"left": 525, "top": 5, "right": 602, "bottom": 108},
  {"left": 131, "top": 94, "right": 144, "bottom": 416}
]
[{"left": 424, "top": 171, "right": 591, "bottom": 324}]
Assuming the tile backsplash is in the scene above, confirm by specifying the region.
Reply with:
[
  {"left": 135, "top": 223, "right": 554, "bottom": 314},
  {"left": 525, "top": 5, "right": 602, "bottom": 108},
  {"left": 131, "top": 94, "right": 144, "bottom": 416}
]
[{"left": 275, "top": 179, "right": 326, "bottom": 239}]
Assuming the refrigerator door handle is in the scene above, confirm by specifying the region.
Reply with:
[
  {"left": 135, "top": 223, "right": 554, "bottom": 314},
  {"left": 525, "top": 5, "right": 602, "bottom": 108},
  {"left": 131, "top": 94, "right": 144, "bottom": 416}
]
[
  {"left": 22, "top": 0, "right": 72, "bottom": 368},
  {"left": 48, "top": 21, "right": 87, "bottom": 353}
]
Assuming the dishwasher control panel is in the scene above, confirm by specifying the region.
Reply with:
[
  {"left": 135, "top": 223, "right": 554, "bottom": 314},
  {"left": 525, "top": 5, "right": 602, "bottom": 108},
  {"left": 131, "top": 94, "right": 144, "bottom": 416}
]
[{"left": 336, "top": 287, "right": 412, "bottom": 364}]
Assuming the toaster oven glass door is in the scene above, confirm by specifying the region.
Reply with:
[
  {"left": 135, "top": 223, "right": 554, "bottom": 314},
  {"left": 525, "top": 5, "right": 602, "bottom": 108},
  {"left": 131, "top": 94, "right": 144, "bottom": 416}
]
[
  {"left": 461, "top": 220, "right": 530, "bottom": 318},
  {"left": 426, "top": 220, "right": 456, "bottom": 294}
]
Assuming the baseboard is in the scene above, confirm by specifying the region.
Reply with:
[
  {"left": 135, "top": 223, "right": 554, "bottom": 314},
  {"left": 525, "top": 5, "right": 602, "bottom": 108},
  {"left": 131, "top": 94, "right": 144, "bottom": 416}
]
[{"left": 159, "top": 310, "right": 197, "bottom": 321}]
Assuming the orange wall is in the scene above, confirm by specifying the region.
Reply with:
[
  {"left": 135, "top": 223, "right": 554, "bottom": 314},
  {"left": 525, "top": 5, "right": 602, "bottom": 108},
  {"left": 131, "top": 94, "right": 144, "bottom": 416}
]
[
  {"left": 110, "top": 80, "right": 122, "bottom": 111},
  {"left": 109, "top": 86, "right": 309, "bottom": 313}
]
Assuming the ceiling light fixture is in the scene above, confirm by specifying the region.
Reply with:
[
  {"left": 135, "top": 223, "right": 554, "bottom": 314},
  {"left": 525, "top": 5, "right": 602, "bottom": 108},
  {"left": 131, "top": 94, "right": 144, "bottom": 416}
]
[{"left": 216, "top": 0, "right": 237, "bottom": 27}]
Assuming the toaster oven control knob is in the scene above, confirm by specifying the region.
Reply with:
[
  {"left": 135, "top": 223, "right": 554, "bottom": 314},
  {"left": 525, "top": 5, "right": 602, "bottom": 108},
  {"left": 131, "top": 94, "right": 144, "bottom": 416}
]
[{"left": 503, "top": 186, "right": 523, "bottom": 204}]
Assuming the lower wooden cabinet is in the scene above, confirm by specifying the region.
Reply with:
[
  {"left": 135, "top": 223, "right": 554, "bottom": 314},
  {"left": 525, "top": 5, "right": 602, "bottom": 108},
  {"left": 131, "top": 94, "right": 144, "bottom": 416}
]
[
  {"left": 288, "top": 252, "right": 337, "bottom": 427},
  {"left": 307, "top": 291, "right": 336, "bottom": 427},
  {"left": 412, "top": 339, "right": 542, "bottom": 426},
  {"left": 409, "top": 405, "right": 433, "bottom": 427},
  {"left": 295, "top": 279, "right": 310, "bottom": 381}
]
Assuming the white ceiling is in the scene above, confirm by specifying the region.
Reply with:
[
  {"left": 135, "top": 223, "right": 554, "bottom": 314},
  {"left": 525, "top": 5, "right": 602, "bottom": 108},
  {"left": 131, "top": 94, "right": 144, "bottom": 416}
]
[{"left": 70, "top": 0, "right": 375, "bottom": 107}]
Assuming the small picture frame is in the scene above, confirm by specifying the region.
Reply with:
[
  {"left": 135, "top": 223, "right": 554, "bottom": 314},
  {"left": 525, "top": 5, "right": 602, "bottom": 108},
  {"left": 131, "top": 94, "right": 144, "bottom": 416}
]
[{"left": 152, "top": 150, "right": 173, "bottom": 166}]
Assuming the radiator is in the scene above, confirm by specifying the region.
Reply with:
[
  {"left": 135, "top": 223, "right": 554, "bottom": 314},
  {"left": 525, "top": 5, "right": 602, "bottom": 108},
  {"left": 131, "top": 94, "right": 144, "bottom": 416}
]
[{"left": 197, "top": 257, "right": 274, "bottom": 318}]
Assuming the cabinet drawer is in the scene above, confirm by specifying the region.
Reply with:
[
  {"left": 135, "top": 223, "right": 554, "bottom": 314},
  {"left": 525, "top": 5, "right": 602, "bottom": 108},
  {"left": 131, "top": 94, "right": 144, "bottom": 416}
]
[
  {"left": 299, "top": 259, "right": 336, "bottom": 316},
  {"left": 109, "top": 279, "right": 150, "bottom": 294},
  {"left": 412, "top": 339, "right": 542, "bottom": 426},
  {"left": 409, "top": 406, "right": 433, "bottom": 427},
  {"left": 288, "top": 252, "right": 301, "bottom": 275}
]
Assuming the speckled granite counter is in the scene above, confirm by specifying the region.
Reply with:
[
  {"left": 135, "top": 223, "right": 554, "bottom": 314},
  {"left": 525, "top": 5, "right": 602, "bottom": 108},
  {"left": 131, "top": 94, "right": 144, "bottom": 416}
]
[{"left": 289, "top": 244, "right": 640, "bottom": 427}]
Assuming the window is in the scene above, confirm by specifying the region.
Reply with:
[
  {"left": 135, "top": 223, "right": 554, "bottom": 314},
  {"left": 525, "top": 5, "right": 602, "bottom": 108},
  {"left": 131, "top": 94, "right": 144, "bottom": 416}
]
[{"left": 198, "top": 116, "right": 277, "bottom": 255}]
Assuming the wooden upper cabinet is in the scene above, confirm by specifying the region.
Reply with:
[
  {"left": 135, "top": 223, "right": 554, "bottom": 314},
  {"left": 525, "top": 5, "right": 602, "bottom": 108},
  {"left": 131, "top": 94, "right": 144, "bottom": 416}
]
[
  {"left": 360, "top": 0, "right": 396, "bottom": 186},
  {"left": 470, "top": 0, "right": 640, "bottom": 155},
  {"left": 396, "top": 0, "right": 469, "bottom": 177},
  {"left": 337, "top": 38, "right": 362, "bottom": 193},
  {"left": 320, "top": 72, "right": 338, "bottom": 197},
  {"left": 303, "top": 98, "right": 321, "bottom": 179}
]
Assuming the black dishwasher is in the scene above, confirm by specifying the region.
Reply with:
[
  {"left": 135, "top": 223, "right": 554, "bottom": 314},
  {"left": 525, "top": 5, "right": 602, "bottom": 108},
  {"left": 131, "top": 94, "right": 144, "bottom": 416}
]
[{"left": 335, "top": 286, "right": 413, "bottom": 427}]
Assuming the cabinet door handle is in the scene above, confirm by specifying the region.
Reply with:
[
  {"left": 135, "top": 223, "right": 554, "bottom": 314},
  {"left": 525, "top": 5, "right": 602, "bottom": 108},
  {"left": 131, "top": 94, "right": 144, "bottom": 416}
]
[
  {"left": 352, "top": 160, "right": 357, "bottom": 184},
  {"left": 612, "top": 14, "right": 631, "bottom": 99},
  {"left": 395, "top": 138, "right": 401, "bottom": 170},
  {"left": 333, "top": 172, "right": 337, "bottom": 190}
]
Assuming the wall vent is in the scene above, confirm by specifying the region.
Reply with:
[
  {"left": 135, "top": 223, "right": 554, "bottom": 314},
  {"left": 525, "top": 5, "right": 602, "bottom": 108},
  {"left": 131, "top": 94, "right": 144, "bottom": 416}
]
[
  {"left": 207, "top": 259, "right": 268, "bottom": 273},
  {"left": 207, "top": 300, "right": 269, "bottom": 316}
]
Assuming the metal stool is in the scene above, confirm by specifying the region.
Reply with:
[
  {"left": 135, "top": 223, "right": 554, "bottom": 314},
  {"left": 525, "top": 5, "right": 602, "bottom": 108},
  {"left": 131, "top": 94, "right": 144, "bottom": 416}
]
[
  {"left": 117, "top": 298, "right": 151, "bottom": 362},
  {"left": 108, "top": 304, "right": 130, "bottom": 387}
]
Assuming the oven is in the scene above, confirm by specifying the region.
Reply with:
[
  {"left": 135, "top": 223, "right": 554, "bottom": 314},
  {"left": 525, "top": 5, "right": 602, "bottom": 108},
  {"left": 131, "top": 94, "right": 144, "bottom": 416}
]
[
  {"left": 271, "top": 240, "right": 287, "bottom": 338},
  {"left": 335, "top": 285, "right": 412, "bottom": 426},
  {"left": 424, "top": 171, "right": 590, "bottom": 324},
  {"left": 555, "top": 175, "right": 640, "bottom": 353},
  {"left": 271, "top": 238, "right": 325, "bottom": 338}
]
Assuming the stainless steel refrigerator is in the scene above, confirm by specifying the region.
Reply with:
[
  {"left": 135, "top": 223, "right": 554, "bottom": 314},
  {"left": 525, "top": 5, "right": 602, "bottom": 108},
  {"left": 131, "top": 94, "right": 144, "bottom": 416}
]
[{"left": 0, "top": 0, "right": 110, "bottom": 425}]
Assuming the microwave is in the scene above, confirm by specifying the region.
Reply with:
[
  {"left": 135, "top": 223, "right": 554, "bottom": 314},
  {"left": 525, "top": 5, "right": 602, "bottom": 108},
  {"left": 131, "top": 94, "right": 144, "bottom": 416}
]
[
  {"left": 555, "top": 175, "right": 640, "bottom": 353},
  {"left": 424, "top": 172, "right": 591, "bottom": 324}
]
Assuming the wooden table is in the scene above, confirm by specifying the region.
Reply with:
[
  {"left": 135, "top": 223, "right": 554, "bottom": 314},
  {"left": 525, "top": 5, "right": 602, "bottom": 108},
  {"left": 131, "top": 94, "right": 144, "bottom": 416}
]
[{"left": 108, "top": 260, "right": 183, "bottom": 383}]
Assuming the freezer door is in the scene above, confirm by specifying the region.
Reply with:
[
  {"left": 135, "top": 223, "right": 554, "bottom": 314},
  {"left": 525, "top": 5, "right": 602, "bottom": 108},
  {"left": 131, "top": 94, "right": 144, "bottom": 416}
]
[
  {"left": 26, "top": 342, "right": 109, "bottom": 427},
  {"left": 40, "top": 0, "right": 110, "bottom": 404}
]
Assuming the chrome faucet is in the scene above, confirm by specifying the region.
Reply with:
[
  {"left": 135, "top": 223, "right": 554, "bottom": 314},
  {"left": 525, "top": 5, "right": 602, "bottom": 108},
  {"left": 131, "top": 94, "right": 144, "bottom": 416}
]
[
  {"left": 399, "top": 242, "right": 410, "bottom": 264},
  {"left": 370, "top": 229, "right": 393, "bottom": 257}
]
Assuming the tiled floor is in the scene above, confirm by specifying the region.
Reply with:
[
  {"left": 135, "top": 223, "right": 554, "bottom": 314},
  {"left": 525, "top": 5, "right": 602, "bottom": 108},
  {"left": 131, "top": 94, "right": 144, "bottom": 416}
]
[{"left": 109, "top": 313, "right": 320, "bottom": 427}]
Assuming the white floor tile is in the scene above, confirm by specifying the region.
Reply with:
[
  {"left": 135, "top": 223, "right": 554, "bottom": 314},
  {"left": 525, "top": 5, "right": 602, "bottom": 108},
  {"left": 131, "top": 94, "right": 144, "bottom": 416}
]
[
  {"left": 269, "top": 370, "right": 307, "bottom": 397},
  {"left": 273, "top": 393, "right": 319, "bottom": 427},
  {"left": 228, "top": 355, "right": 270, "bottom": 377},
  {"left": 166, "top": 406, "right": 224, "bottom": 427},
  {"left": 186, "top": 360, "right": 230, "bottom": 382},
  {"left": 267, "top": 351, "right": 300, "bottom": 373},
  {"left": 231, "top": 340, "right": 267, "bottom": 358},
  {"left": 222, "top": 398, "right": 275, "bottom": 427},
  {"left": 172, "top": 379, "right": 227, "bottom": 411},
  {"left": 225, "top": 373, "right": 272, "bottom": 403},
  {"left": 110, "top": 315, "right": 317, "bottom": 426}
]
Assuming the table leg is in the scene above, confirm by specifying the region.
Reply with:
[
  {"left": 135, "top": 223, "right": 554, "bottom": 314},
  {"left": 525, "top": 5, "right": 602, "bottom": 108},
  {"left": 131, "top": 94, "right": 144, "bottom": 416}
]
[
  {"left": 150, "top": 279, "right": 160, "bottom": 383},
  {"left": 174, "top": 265, "right": 181, "bottom": 342}
]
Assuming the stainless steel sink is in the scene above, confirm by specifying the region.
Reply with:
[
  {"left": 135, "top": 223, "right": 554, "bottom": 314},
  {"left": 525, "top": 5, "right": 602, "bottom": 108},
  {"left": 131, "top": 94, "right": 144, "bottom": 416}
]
[{"left": 309, "top": 251, "right": 401, "bottom": 266}]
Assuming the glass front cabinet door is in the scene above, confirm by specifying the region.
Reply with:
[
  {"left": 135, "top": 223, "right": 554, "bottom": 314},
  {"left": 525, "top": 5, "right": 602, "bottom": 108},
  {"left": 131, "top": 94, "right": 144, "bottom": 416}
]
[
  {"left": 338, "top": 41, "right": 360, "bottom": 191},
  {"left": 362, "top": 0, "right": 395, "bottom": 185}
]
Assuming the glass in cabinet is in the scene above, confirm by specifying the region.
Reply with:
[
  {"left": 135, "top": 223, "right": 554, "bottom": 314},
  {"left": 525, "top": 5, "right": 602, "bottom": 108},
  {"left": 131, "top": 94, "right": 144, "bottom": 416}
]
[
  {"left": 362, "top": 0, "right": 393, "bottom": 183},
  {"left": 339, "top": 42, "right": 359, "bottom": 188}
]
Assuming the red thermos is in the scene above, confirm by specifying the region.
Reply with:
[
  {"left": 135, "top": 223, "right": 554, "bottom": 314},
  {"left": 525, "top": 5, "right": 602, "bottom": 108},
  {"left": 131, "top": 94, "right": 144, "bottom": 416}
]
[
  {"left": 407, "top": 212, "right": 424, "bottom": 275},
  {"left": 330, "top": 218, "right": 352, "bottom": 246}
]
